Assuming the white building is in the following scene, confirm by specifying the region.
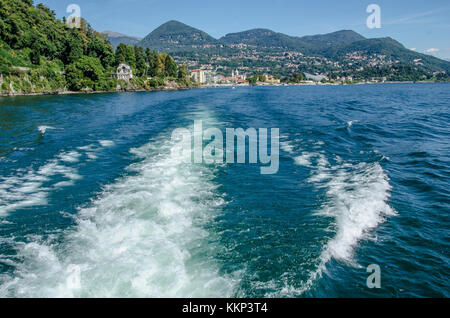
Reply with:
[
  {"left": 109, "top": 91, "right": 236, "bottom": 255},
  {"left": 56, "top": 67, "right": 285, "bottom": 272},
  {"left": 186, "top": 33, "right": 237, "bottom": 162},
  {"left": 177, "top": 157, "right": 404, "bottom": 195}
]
[
  {"left": 114, "top": 64, "right": 133, "bottom": 80},
  {"left": 191, "top": 69, "right": 206, "bottom": 84},
  {"left": 304, "top": 72, "right": 328, "bottom": 82}
]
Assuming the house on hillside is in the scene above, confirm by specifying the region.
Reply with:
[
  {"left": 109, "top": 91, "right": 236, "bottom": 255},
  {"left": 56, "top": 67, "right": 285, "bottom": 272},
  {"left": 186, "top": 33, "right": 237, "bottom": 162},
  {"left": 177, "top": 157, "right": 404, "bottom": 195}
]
[{"left": 113, "top": 63, "right": 133, "bottom": 80}]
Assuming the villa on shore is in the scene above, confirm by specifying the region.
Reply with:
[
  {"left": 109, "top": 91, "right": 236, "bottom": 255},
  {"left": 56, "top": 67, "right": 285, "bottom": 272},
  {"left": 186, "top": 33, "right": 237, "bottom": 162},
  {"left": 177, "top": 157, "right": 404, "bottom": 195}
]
[{"left": 112, "top": 64, "right": 133, "bottom": 81}]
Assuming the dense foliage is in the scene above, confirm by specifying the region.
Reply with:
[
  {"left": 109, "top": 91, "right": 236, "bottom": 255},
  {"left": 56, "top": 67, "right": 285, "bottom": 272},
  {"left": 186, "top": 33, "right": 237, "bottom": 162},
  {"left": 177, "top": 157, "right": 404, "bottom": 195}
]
[
  {"left": 0, "top": 0, "right": 189, "bottom": 95},
  {"left": 140, "top": 20, "right": 218, "bottom": 51}
]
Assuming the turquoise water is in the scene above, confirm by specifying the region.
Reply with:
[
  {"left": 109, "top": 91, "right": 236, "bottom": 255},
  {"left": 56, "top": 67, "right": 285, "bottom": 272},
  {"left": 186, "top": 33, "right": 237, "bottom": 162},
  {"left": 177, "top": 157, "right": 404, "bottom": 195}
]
[{"left": 0, "top": 84, "right": 448, "bottom": 297}]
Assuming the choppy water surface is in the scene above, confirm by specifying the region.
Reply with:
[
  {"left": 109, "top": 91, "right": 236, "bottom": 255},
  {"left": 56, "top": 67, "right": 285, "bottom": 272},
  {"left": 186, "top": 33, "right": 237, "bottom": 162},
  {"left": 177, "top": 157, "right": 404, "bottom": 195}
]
[{"left": 0, "top": 84, "right": 448, "bottom": 297}]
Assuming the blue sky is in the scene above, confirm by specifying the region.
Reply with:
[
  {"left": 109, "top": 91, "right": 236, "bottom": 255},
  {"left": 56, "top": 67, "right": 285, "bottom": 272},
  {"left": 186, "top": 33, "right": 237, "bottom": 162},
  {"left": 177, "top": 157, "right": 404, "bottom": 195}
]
[{"left": 39, "top": 0, "right": 450, "bottom": 60}]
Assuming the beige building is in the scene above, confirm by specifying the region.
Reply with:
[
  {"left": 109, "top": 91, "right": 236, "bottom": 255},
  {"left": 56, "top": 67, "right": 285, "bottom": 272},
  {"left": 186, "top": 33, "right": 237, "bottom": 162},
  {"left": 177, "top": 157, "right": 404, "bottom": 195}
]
[
  {"left": 265, "top": 75, "right": 281, "bottom": 84},
  {"left": 191, "top": 69, "right": 206, "bottom": 84}
]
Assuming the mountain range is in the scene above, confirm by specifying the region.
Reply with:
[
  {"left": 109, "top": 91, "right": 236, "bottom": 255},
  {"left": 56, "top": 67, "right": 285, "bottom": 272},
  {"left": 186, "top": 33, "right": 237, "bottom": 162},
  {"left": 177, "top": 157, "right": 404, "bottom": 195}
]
[
  {"left": 102, "top": 31, "right": 142, "bottom": 49},
  {"left": 105, "top": 20, "right": 450, "bottom": 78}
]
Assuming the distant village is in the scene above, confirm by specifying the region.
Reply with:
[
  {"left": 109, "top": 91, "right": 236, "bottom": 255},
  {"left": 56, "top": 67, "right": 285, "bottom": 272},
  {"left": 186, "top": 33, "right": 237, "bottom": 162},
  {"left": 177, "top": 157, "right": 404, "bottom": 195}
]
[
  {"left": 109, "top": 46, "right": 449, "bottom": 86},
  {"left": 190, "top": 68, "right": 282, "bottom": 86},
  {"left": 172, "top": 46, "right": 447, "bottom": 85}
]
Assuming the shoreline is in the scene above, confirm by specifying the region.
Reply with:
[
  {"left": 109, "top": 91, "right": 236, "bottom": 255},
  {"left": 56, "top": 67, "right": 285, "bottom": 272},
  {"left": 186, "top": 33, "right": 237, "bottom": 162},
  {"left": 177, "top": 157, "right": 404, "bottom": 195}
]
[
  {"left": 0, "top": 85, "right": 196, "bottom": 98},
  {"left": 1, "top": 81, "right": 447, "bottom": 98},
  {"left": 202, "top": 81, "right": 448, "bottom": 88}
]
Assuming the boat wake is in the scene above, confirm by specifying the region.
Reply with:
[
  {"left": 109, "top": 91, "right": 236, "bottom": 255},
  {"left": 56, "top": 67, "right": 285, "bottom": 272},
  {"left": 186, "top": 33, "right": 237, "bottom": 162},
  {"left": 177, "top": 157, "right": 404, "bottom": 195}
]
[
  {"left": 0, "top": 141, "right": 116, "bottom": 217},
  {"left": 0, "top": 151, "right": 82, "bottom": 216},
  {"left": 271, "top": 139, "right": 396, "bottom": 297},
  {"left": 0, "top": 124, "right": 238, "bottom": 297}
]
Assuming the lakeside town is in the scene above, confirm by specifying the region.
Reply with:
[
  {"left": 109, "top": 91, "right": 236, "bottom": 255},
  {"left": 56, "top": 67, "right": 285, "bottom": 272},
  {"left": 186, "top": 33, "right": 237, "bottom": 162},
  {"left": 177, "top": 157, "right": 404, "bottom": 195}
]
[{"left": 179, "top": 45, "right": 448, "bottom": 86}]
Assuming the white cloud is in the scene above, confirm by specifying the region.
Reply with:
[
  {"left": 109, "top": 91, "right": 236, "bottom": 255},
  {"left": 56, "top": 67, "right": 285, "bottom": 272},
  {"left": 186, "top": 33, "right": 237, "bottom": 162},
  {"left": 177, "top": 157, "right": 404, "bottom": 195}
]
[
  {"left": 423, "top": 48, "right": 450, "bottom": 60},
  {"left": 424, "top": 48, "right": 440, "bottom": 55},
  {"left": 385, "top": 7, "right": 450, "bottom": 25},
  {"left": 410, "top": 48, "right": 416, "bottom": 51}
]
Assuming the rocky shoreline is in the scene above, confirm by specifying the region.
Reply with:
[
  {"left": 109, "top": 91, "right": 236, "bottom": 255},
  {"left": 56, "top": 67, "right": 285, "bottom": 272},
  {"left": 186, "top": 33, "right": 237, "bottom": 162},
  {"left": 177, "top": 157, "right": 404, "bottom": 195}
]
[
  {"left": 2, "top": 80, "right": 447, "bottom": 98},
  {"left": 0, "top": 81, "right": 197, "bottom": 98}
]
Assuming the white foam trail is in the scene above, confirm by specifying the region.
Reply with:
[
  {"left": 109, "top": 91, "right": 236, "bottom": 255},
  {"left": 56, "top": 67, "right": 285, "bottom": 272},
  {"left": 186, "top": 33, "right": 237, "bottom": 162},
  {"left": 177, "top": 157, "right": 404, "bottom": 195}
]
[
  {"left": 77, "top": 144, "right": 101, "bottom": 161},
  {"left": 98, "top": 140, "right": 115, "bottom": 147},
  {"left": 0, "top": 150, "right": 85, "bottom": 216},
  {"left": 0, "top": 133, "right": 239, "bottom": 297},
  {"left": 317, "top": 162, "right": 395, "bottom": 261},
  {"left": 86, "top": 153, "right": 98, "bottom": 160},
  {"left": 275, "top": 142, "right": 396, "bottom": 297},
  {"left": 280, "top": 135, "right": 302, "bottom": 155},
  {"left": 280, "top": 141, "right": 294, "bottom": 154},
  {"left": 0, "top": 143, "right": 112, "bottom": 216},
  {"left": 58, "top": 151, "right": 81, "bottom": 163},
  {"left": 294, "top": 152, "right": 314, "bottom": 167}
]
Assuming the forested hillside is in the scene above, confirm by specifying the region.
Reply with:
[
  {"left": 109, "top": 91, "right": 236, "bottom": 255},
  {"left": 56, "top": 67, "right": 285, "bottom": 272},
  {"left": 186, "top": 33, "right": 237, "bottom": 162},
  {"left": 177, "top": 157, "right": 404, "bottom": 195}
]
[
  {"left": 139, "top": 20, "right": 218, "bottom": 52},
  {"left": 0, "top": 0, "right": 190, "bottom": 95},
  {"left": 136, "top": 20, "right": 450, "bottom": 81}
]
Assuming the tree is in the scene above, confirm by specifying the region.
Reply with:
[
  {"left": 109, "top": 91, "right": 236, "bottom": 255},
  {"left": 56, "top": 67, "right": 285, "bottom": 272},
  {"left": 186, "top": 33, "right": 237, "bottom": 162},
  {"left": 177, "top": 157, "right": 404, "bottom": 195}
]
[
  {"left": 88, "top": 38, "right": 115, "bottom": 68},
  {"left": 65, "top": 56, "right": 105, "bottom": 91},
  {"left": 178, "top": 64, "right": 189, "bottom": 79},
  {"left": 115, "top": 43, "right": 127, "bottom": 65},
  {"left": 65, "top": 29, "right": 83, "bottom": 64},
  {"left": 146, "top": 49, "right": 158, "bottom": 77},
  {"left": 248, "top": 76, "right": 257, "bottom": 85},
  {"left": 164, "top": 54, "right": 177, "bottom": 77},
  {"left": 65, "top": 64, "right": 83, "bottom": 90},
  {"left": 286, "top": 73, "right": 304, "bottom": 83},
  {"left": 125, "top": 45, "right": 136, "bottom": 68},
  {"left": 257, "top": 75, "right": 266, "bottom": 82},
  {"left": 156, "top": 53, "right": 167, "bottom": 75},
  {"left": 115, "top": 44, "right": 136, "bottom": 68},
  {"left": 75, "top": 56, "right": 104, "bottom": 82},
  {"left": 30, "top": 43, "right": 41, "bottom": 65},
  {"left": 134, "top": 45, "right": 146, "bottom": 76}
]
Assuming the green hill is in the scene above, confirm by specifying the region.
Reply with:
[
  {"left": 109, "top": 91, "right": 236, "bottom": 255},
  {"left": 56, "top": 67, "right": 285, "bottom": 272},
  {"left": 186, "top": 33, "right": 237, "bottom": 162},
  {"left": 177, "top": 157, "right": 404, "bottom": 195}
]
[
  {"left": 219, "top": 27, "right": 449, "bottom": 72},
  {"left": 299, "top": 30, "right": 366, "bottom": 49},
  {"left": 102, "top": 31, "right": 142, "bottom": 49},
  {"left": 220, "top": 28, "right": 307, "bottom": 50},
  {"left": 142, "top": 21, "right": 449, "bottom": 79},
  {"left": 139, "top": 20, "right": 218, "bottom": 52},
  {"left": 220, "top": 29, "right": 366, "bottom": 53},
  {"left": 328, "top": 37, "right": 450, "bottom": 73}
]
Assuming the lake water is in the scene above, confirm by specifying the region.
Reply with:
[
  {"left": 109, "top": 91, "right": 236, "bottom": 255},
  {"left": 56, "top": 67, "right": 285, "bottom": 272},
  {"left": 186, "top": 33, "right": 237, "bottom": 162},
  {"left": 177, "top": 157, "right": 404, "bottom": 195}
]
[{"left": 0, "top": 84, "right": 448, "bottom": 297}]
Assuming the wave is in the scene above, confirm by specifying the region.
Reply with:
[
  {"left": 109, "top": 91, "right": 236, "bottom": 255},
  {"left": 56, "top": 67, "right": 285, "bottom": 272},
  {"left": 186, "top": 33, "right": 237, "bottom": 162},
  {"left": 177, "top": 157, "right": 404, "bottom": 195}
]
[
  {"left": 0, "top": 130, "right": 239, "bottom": 297},
  {"left": 347, "top": 120, "right": 359, "bottom": 128},
  {"left": 279, "top": 135, "right": 295, "bottom": 154},
  {"left": 0, "top": 152, "right": 82, "bottom": 216},
  {"left": 272, "top": 142, "right": 395, "bottom": 296},
  {"left": 0, "top": 140, "right": 111, "bottom": 217},
  {"left": 37, "top": 126, "right": 56, "bottom": 134},
  {"left": 98, "top": 140, "right": 115, "bottom": 148},
  {"left": 294, "top": 152, "right": 315, "bottom": 167}
]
